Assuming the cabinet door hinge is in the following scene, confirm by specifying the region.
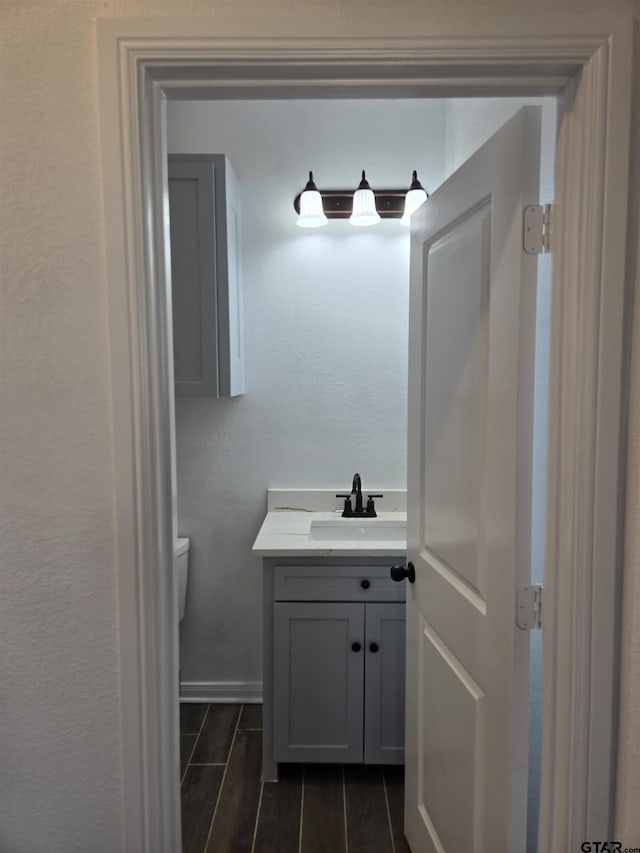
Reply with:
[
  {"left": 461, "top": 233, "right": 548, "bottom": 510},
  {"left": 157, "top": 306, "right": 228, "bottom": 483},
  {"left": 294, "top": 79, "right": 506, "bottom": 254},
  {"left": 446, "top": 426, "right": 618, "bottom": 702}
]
[
  {"left": 523, "top": 203, "right": 552, "bottom": 254},
  {"left": 517, "top": 584, "right": 543, "bottom": 630}
]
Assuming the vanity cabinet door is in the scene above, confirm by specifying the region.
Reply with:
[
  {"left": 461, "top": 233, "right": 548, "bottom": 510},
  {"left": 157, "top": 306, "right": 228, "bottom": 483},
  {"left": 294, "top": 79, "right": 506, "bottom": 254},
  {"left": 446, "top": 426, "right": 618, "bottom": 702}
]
[
  {"left": 168, "top": 154, "right": 244, "bottom": 398},
  {"left": 364, "top": 602, "right": 406, "bottom": 764},
  {"left": 273, "top": 602, "right": 365, "bottom": 763}
]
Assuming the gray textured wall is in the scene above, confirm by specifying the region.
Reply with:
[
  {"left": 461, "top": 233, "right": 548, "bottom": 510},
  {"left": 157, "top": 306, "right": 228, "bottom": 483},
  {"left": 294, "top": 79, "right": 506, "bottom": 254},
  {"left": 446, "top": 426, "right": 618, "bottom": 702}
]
[{"left": 167, "top": 98, "right": 446, "bottom": 688}]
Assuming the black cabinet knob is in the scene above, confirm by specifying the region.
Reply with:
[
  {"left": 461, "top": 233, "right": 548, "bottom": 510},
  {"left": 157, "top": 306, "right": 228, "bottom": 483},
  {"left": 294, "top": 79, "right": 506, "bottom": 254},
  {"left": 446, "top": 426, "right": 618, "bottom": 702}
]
[
  {"left": 390, "top": 562, "right": 416, "bottom": 583},
  {"left": 360, "top": 579, "right": 371, "bottom": 590},
  {"left": 351, "top": 642, "right": 362, "bottom": 653},
  {"left": 369, "top": 642, "right": 379, "bottom": 653}
]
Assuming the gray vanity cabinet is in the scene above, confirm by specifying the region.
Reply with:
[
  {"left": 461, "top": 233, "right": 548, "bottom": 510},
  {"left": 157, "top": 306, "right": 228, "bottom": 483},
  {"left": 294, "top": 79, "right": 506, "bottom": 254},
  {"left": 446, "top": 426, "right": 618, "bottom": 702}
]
[
  {"left": 168, "top": 154, "right": 244, "bottom": 398},
  {"left": 263, "top": 558, "right": 405, "bottom": 780}
]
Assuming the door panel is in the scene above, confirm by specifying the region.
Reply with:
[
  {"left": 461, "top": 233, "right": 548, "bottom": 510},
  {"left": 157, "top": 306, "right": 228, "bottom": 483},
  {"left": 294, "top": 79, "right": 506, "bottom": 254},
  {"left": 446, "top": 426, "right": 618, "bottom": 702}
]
[
  {"left": 168, "top": 165, "right": 211, "bottom": 388},
  {"left": 423, "top": 203, "right": 491, "bottom": 599},
  {"left": 364, "top": 602, "right": 405, "bottom": 764},
  {"left": 273, "top": 601, "right": 364, "bottom": 763},
  {"left": 405, "top": 108, "right": 541, "bottom": 853},
  {"left": 419, "top": 618, "right": 485, "bottom": 852}
]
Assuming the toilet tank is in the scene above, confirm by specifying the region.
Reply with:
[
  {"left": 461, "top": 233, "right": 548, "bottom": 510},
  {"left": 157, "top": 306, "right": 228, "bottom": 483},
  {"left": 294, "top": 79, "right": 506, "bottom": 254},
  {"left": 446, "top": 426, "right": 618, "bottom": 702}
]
[{"left": 175, "top": 537, "right": 190, "bottom": 622}]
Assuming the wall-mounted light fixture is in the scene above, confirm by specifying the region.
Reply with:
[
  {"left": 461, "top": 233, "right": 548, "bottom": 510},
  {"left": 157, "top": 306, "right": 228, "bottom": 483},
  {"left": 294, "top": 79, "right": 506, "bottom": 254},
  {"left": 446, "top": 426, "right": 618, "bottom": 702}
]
[
  {"left": 295, "top": 172, "right": 328, "bottom": 228},
  {"left": 294, "top": 170, "right": 428, "bottom": 228},
  {"left": 350, "top": 171, "right": 381, "bottom": 226},
  {"left": 400, "top": 171, "right": 429, "bottom": 227}
]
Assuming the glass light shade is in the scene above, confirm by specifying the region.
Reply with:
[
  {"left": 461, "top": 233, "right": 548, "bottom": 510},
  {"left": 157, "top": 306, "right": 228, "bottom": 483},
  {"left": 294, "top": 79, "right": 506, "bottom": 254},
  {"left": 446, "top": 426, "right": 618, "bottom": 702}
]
[
  {"left": 400, "top": 188, "right": 428, "bottom": 226},
  {"left": 296, "top": 189, "right": 328, "bottom": 227},
  {"left": 296, "top": 172, "right": 328, "bottom": 228},
  {"left": 349, "top": 171, "right": 380, "bottom": 226},
  {"left": 400, "top": 171, "right": 428, "bottom": 226}
]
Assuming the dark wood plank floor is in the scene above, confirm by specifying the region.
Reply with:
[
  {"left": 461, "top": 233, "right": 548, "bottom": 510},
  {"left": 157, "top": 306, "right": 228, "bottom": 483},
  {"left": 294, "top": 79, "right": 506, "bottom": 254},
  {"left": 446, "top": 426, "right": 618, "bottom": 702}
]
[{"left": 180, "top": 703, "right": 410, "bottom": 853}]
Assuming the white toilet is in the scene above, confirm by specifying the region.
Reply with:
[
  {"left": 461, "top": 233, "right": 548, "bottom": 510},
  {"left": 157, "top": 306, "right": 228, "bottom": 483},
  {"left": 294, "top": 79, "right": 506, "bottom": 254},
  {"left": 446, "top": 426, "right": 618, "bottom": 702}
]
[{"left": 174, "top": 537, "right": 190, "bottom": 622}]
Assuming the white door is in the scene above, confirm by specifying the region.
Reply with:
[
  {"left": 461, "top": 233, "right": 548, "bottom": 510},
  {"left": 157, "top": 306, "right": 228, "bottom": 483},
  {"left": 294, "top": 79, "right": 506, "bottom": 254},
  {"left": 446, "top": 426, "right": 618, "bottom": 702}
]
[{"left": 404, "top": 107, "right": 541, "bottom": 853}]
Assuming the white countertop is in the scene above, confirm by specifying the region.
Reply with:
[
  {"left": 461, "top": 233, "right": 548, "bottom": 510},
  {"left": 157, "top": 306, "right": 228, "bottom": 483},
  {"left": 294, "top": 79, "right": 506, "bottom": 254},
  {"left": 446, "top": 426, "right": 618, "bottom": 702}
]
[
  {"left": 252, "top": 490, "right": 407, "bottom": 556},
  {"left": 252, "top": 510, "right": 407, "bottom": 556}
]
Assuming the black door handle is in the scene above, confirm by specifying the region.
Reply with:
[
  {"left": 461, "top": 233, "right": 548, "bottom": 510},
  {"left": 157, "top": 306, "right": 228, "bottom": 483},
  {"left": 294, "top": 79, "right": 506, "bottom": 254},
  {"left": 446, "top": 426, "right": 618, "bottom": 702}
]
[
  {"left": 369, "top": 642, "right": 379, "bottom": 653},
  {"left": 390, "top": 562, "right": 415, "bottom": 583},
  {"left": 351, "top": 642, "right": 362, "bottom": 653}
]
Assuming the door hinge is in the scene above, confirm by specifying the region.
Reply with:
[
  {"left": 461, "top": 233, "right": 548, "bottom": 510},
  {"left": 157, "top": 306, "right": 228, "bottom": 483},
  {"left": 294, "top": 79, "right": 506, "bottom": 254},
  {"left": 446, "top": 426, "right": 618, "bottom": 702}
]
[
  {"left": 523, "top": 204, "right": 552, "bottom": 254},
  {"left": 516, "top": 584, "right": 543, "bottom": 630}
]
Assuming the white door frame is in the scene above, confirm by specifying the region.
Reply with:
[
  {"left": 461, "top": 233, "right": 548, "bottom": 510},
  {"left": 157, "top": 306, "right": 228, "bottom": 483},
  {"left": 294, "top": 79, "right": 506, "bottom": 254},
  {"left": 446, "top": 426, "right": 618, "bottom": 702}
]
[{"left": 96, "top": 11, "right": 637, "bottom": 853}]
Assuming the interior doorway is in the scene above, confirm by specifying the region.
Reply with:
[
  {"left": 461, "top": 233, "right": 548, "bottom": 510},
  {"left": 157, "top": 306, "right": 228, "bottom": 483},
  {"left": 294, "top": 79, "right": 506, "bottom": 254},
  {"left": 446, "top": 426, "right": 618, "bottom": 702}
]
[
  {"left": 166, "top": 95, "right": 556, "bottom": 853},
  {"left": 96, "top": 23, "right": 632, "bottom": 853}
]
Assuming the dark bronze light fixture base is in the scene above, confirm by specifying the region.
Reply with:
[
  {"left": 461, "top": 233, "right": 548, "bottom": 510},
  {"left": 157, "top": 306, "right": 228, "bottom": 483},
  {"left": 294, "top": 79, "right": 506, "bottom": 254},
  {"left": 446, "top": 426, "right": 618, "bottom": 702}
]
[{"left": 293, "top": 188, "right": 409, "bottom": 219}]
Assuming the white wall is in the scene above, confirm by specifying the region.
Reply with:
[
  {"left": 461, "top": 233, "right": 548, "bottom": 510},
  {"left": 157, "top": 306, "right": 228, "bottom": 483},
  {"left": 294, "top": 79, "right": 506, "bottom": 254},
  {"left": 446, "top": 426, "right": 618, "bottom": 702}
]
[
  {"left": 167, "top": 99, "right": 446, "bottom": 688},
  {"left": 1, "top": 3, "right": 638, "bottom": 852},
  {"left": 1, "top": 5, "right": 122, "bottom": 853}
]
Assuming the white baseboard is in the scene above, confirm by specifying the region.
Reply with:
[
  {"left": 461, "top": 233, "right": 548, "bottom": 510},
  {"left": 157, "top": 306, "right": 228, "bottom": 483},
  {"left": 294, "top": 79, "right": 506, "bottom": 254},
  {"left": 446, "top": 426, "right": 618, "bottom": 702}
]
[{"left": 179, "top": 680, "right": 262, "bottom": 704}]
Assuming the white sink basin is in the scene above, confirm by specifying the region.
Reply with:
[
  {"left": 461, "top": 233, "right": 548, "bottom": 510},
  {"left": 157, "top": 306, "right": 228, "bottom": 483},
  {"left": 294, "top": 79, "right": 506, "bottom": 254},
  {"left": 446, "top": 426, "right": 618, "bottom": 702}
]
[{"left": 309, "top": 518, "right": 407, "bottom": 541}]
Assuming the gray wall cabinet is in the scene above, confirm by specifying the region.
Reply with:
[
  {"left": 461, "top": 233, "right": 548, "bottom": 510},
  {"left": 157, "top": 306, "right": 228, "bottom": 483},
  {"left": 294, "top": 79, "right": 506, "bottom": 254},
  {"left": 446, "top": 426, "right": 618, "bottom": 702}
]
[
  {"left": 168, "top": 154, "right": 244, "bottom": 397},
  {"left": 262, "top": 558, "right": 405, "bottom": 781}
]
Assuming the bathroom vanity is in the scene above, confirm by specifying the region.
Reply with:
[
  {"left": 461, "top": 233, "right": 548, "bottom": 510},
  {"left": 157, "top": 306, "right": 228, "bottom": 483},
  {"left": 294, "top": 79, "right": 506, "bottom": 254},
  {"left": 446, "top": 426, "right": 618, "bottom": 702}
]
[{"left": 253, "top": 490, "right": 407, "bottom": 782}]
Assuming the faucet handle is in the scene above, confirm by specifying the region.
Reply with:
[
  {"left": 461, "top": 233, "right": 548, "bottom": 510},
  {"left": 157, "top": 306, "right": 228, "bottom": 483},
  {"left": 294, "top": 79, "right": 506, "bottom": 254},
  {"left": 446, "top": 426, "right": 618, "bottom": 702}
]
[
  {"left": 336, "top": 494, "right": 353, "bottom": 517},
  {"left": 366, "top": 494, "right": 383, "bottom": 516}
]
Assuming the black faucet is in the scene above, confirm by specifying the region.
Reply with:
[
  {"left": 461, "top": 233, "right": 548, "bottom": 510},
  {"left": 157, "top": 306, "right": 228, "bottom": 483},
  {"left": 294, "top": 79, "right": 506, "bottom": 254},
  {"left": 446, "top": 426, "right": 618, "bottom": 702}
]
[
  {"left": 352, "top": 473, "right": 363, "bottom": 514},
  {"left": 336, "top": 474, "right": 383, "bottom": 518}
]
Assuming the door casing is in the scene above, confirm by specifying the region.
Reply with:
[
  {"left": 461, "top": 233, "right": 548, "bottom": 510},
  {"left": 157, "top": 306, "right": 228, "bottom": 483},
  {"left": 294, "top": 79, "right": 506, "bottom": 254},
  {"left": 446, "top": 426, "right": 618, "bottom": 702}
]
[{"left": 96, "top": 10, "right": 637, "bottom": 852}]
